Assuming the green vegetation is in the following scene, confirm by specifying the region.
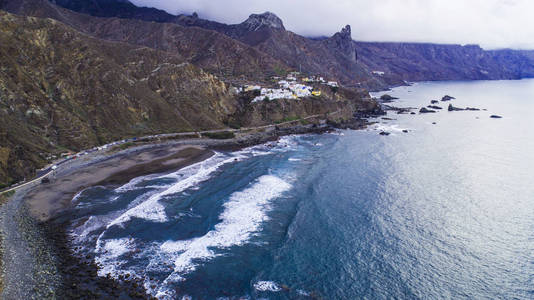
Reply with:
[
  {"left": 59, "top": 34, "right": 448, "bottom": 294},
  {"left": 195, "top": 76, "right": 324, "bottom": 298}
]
[
  {"left": 202, "top": 131, "right": 236, "bottom": 140},
  {"left": 275, "top": 116, "right": 301, "bottom": 124},
  {"left": 117, "top": 142, "right": 135, "bottom": 150}
]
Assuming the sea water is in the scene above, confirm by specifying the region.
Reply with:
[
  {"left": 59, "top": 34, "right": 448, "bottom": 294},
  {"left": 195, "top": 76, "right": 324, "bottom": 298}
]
[{"left": 66, "top": 79, "right": 534, "bottom": 299}]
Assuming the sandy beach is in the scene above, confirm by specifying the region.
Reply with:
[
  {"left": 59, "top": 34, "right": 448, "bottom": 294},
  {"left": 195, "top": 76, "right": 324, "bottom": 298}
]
[{"left": 25, "top": 144, "right": 214, "bottom": 222}]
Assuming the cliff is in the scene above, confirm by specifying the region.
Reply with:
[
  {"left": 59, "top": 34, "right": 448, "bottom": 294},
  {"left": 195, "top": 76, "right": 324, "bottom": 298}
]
[{"left": 355, "top": 42, "right": 534, "bottom": 87}]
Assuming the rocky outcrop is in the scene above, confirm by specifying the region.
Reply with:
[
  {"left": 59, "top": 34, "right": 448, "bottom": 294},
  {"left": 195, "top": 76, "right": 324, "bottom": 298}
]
[
  {"left": 442, "top": 95, "right": 455, "bottom": 101},
  {"left": 419, "top": 107, "right": 437, "bottom": 113},
  {"left": 379, "top": 94, "right": 398, "bottom": 102},
  {"left": 448, "top": 104, "right": 464, "bottom": 111},
  {"left": 241, "top": 12, "right": 285, "bottom": 31},
  {"left": 323, "top": 25, "right": 357, "bottom": 62},
  {"left": 427, "top": 105, "right": 443, "bottom": 110}
]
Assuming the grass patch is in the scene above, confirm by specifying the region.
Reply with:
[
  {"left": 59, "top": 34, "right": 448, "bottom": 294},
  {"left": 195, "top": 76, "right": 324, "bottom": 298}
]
[
  {"left": 275, "top": 116, "right": 300, "bottom": 124},
  {"left": 202, "top": 131, "right": 235, "bottom": 140},
  {"left": 117, "top": 142, "right": 135, "bottom": 150}
]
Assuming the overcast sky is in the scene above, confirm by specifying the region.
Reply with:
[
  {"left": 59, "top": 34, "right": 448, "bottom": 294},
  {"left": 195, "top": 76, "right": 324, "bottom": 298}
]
[{"left": 130, "top": 0, "right": 534, "bottom": 49}]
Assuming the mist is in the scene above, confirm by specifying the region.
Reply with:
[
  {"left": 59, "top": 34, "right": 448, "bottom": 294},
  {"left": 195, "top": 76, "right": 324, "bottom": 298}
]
[{"left": 130, "top": 0, "right": 534, "bottom": 49}]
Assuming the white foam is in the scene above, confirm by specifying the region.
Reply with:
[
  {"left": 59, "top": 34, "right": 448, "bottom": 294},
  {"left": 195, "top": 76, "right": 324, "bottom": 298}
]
[
  {"left": 254, "top": 281, "right": 282, "bottom": 292},
  {"left": 106, "top": 153, "right": 246, "bottom": 227},
  {"left": 155, "top": 175, "right": 292, "bottom": 293},
  {"left": 94, "top": 237, "right": 136, "bottom": 276},
  {"left": 297, "top": 289, "right": 310, "bottom": 296},
  {"left": 74, "top": 138, "right": 303, "bottom": 298},
  {"left": 288, "top": 158, "right": 302, "bottom": 162},
  {"left": 373, "top": 123, "right": 409, "bottom": 133},
  {"left": 115, "top": 173, "right": 159, "bottom": 192},
  {"left": 71, "top": 190, "right": 85, "bottom": 204}
]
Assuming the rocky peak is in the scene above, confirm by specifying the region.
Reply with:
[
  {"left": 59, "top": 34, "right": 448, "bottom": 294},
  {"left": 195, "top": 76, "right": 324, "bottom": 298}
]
[
  {"left": 241, "top": 12, "right": 285, "bottom": 31},
  {"left": 324, "top": 24, "right": 357, "bottom": 62},
  {"left": 339, "top": 25, "right": 351, "bottom": 39}
]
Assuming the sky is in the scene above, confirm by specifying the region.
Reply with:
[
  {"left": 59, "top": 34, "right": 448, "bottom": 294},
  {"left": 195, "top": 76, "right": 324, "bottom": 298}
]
[{"left": 130, "top": 0, "right": 534, "bottom": 50}]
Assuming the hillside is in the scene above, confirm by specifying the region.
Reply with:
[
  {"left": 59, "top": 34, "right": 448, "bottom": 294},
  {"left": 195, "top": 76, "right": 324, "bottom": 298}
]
[
  {"left": 0, "top": 8, "right": 376, "bottom": 187},
  {"left": 1, "top": 0, "right": 291, "bottom": 82},
  {"left": 31, "top": 0, "right": 382, "bottom": 88},
  {"left": 0, "top": 11, "right": 239, "bottom": 187}
]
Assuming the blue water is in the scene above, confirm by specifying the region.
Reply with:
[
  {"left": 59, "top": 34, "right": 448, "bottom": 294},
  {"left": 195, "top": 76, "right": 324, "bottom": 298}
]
[{"left": 67, "top": 79, "right": 534, "bottom": 299}]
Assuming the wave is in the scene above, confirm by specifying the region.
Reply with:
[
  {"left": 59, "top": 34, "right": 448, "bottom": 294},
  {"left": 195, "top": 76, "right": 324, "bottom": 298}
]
[
  {"left": 106, "top": 153, "right": 244, "bottom": 227},
  {"left": 69, "top": 136, "right": 303, "bottom": 298},
  {"left": 372, "top": 123, "right": 410, "bottom": 133},
  {"left": 153, "top": 175, "right": 292, "bottom": 297},
  {"left": 254, "top": 280, "right": 282, "bottom": 292}
]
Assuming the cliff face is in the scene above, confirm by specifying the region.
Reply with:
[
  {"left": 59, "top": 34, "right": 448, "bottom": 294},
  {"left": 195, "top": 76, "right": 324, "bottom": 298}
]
[
  {"left": 355, "top": 42, "right": 534, "bottom": 86},
  {"left": 0, "top": 11, "right": 239, "bottom": 186}
]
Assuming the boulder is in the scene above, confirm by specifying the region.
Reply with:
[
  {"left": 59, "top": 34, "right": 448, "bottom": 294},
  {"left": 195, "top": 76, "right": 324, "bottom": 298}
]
[
  {"left": 379, "top": 131, "right": 390, "bottom": 136},
  {"left": 441, "top": 95, "right": 455, "bottom": 101},
  {"left": 490, "top": 115, "right": 503, "bottom": 118},
  {"left": 419, "top": 107, "right": 437, "bottom": 113},
  {"left": 380, "top": 94, "right": 398, "bottom": 102},
  {"left": 448, "top": 104, "right": 464, "bottom": 111},
  {"left": 430, "top": 100, "right": 439, "bottom": 104},
  {"left": 427, "top": 105, "right": 443, "bottom": 110}
]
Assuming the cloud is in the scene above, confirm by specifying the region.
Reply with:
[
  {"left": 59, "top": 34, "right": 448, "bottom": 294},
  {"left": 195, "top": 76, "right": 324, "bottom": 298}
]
[{"left": 130, "top": 0, "right": 534, "bottom": 49}]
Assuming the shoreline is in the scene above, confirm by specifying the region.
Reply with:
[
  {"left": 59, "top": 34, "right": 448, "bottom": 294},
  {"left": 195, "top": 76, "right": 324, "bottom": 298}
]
[{"left": 1, "top": 122, "right": 355, "bottom": 299}]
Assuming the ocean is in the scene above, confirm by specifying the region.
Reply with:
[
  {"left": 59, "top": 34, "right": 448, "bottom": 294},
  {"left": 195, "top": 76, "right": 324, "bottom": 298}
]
[{"left": 65, "top": 79, "right": 534, "bottom": 299}]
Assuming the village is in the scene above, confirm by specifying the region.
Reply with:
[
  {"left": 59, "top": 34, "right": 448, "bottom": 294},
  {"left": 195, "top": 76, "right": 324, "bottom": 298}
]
[{"left": 239, "top": 72, "right": 339, "bottom": 103}]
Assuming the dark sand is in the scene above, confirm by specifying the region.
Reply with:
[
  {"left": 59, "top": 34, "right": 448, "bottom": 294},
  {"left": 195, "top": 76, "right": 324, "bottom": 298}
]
[{"left": 26, "top": 145, "right": 213, "bottom": 222}]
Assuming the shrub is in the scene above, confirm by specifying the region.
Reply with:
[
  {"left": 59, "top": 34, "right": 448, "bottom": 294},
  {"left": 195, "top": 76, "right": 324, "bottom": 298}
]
[{"left": 202, "top": 131, "right": 236, "bottom": 140}]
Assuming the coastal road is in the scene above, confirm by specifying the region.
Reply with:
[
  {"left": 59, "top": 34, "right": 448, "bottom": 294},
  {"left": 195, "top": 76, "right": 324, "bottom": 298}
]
[{"left": 0, "top": 170, "right": 53, "bottom": 196}]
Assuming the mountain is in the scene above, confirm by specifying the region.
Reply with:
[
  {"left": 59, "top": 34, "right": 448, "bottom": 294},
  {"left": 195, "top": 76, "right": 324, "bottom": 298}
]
[
  {"left": 165, "top": 12, "right": 377, "bottom": 88},
  {"left": 50, "top": 0, "right": 177, "bottom": 22},
  {"left": 1, "top": 0, "right": 291, "bottom": 82},
  {"left": 33, "top": 0, "right": 380, "bottom": 88},
  {"left": 0, "top": 5, "right": 376, "bottom": 187},
  {"left": 0, "top": 9, "right": 247, "bottom": 187},
  {"left": 45, "top": 0, "right": 534, "bottom": 89},
  {"left": 355, "top": 42, "right": 534, "bottom": 86}
]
